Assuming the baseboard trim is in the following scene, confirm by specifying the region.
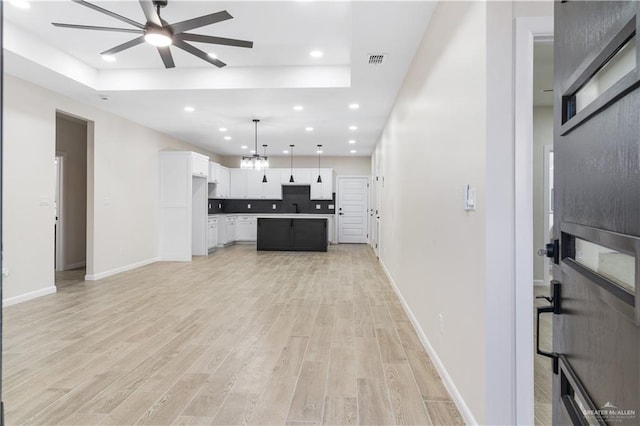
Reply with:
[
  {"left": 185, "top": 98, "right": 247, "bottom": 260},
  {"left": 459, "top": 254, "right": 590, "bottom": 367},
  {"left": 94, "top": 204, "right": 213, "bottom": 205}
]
[
  {"left": 64, "top": 261, "right": 86, "bottom": 271},
  {"left": 85, "top": 257, "right": 160, "bottom": 281},
  {"left": 379, "top": 259, "right": 478, "bottom": 426},
  {"left": 533, "top": 280, "right": 546, "bottom": 287},
  {"left": 3, "top": 286, "right": 57, "bottom": 307}
]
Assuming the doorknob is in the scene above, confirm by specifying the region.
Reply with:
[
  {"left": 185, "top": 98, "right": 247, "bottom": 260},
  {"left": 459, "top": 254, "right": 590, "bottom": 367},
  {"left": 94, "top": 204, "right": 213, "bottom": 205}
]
[
  {"left": 537, "top": 239, "right": 559, "bottom": 264},
  {"left": 339, "top": 212, "right": 344, "bottom": 215},
  {"left": 536, "top": 280, "right": 562, "bottom": 374}
]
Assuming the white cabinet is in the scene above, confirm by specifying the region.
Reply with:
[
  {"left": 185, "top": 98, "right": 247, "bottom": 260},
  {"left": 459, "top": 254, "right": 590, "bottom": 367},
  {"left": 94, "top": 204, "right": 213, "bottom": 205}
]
[
  {"left": 310, "top": 169, "right": 334, "bottom": 200},
  {"left": 263, "top": 170, "right": 283, "bottom": 199},
  {"left": 236, "top": 215, "right": 257, "bottom": 241},
  {"left": 229, "top": 169, "right": 247, "bottom": 198},
  {"left": 246, "top": 170, "right": 264, "bottom": 199},
  {"left": 159, "top": 151, "right": 209, "bottom": 261},
  {"left": 226, "top": 216, "right": 237, "bottom": 242},
  {"left": 208, "top": 162, "right": 217, "bottom": 183},
  {"left": 280, "top": 169, "right": 312, "bottom": 185},
  {"left": 207, "top": 217, "right": 218, "bottom": 251},
  {"left": 213, "top": 165, "right": 230, "bottom": 198},
  {"left": 192, "top": 153, "right": 209, "bottom": 178}
]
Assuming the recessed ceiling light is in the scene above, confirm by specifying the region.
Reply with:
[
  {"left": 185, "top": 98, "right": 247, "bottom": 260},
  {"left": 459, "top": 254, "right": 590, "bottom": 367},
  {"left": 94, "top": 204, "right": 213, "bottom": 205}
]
[
  {"left": 250, "top": 150, "right": 256, "bottom": 154},
  {"left": 9, "top": 0, "right": 30, "bottom": 9},
  {"left": 293, "top": 105, "right": 304, "bottom": 111},
  {"left": 349, "top": 103, "right": 360, "bottom": 110},
  {"left": 224, "top": 136, "right": 232, "bottom": 141},
  {"left": 241, "top": 145, "right": 248, "bottom": 149},
  {"left": 348, "top": 140, "right": 356, "bottom": 144},
  {"left": 310, "top": 50, "right": 323, "bottom": 58},
  {"left": 350, "top": 149, "right": 357, "bottom": 154},
  {"left": 207, "top": 52, "right": 218, "bottom": 59},
  {"left": 101, "top": 54, "right": 116, "bottom": 62},
  {"left": 219, "top": 127, "right": 227, "bottom": 132},
  {"left": 305, "top": 127, "right": 314, "bottom": 132},
  {"left": 283, "top": 150, "right": 289, "bottom": 154},
  {"left": 184, "top": 106, "right": 195, "bottom": 112},
  {"left": 349, "top": 125, "right": 358, "bottom": 131}
]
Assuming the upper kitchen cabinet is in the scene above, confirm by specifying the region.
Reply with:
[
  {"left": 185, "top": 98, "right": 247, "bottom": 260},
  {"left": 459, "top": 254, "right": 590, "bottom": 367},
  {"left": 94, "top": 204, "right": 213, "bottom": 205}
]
[
  {"left": 280, "top": 169, "right": 312, "bottom": 185},
  {"left": 244, "top": 170, "right": 284, "bottom": 199},
  {"left": 229, "top": 169, "right": 248, "bottom": 198},
  {"left": 208, "top": 161, "right": 217, "bottom": 183},
  {"left": 191, "top": 153, "right": 209, "bottom": 178},
  {"left": 310, "top": 169, "right": 335, "bottom": 200},
  {"left": 214, "top": 165, "right": 230, "bottom": 198}
]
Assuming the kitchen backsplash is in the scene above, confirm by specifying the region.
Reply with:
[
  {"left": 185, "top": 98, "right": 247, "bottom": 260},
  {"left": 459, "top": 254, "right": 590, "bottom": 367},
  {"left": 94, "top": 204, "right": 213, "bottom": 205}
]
[{"left": 209, "top": 185, "right": 336, "bottom": 214}]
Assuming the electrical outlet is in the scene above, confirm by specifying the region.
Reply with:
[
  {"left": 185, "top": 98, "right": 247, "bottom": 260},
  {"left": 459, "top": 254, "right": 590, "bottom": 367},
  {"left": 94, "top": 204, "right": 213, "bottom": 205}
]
[
  {"left": 2, "top": 267, "right": 9, "bottom": 277},
  {"left": 272, "top": 204, "right": 277, "bottom": 210},
  {"left": 439, "top": 314, "right": 444, "bottom": 333},
  {"left": 316, "top": 204, "right": 321, "bottom": 209},
  {"left": 247, "top": 204, "right": 251, "bottom": 209},
  {"left": 328, "top": 204, "right": 335, "bottom": 209},
  {"left": 208, "top": 203, "right": 212, "bottom": 209},
  {"left": 218, "top": 203, "right": 222, "bottom": 209}
]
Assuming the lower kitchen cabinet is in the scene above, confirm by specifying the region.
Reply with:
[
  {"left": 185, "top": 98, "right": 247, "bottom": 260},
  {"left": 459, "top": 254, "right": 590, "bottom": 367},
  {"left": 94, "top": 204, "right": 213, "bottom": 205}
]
[
  {"left": 207, "top": 217, "right": 218, "bottom": 251},
  {"left": 236, "top": 216, "right": 257, "bottom": 241}
]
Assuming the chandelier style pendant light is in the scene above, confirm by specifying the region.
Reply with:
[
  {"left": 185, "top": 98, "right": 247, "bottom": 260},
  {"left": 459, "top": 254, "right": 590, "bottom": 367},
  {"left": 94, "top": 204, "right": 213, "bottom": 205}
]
[
  {"left": 262, "top": 145, "right": 268, "bottom": 183},
  {"left": 316, "top": 144, "right": 323, "bottom": 183},
  {"left": 289, "top": 145, "right": 295, "bottom": 183},
  {"left": 241, "top": 119, "right": 269, "bottom": 170}
]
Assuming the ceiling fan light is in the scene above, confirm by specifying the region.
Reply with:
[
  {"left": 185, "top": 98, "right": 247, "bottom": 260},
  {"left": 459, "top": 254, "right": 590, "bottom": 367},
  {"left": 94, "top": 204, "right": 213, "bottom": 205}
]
[{"left": 144, "top": 28, "right": 173, "bottom": 47}]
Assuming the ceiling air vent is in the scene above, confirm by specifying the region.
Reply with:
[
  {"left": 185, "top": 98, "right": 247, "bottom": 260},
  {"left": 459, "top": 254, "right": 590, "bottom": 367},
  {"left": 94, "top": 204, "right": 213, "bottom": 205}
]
[{"left": 368, "top": 54, "right": 387, "bottom": 65}]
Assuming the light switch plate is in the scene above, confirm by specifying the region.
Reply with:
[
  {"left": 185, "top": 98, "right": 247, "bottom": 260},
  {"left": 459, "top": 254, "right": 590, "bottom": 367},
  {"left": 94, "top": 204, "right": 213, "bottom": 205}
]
[
  {"left": 316, "top": 204, "right": 321, "bottom": 209},
  {"left": 328, "top": 204, "right": 335, "bottom": 209},
  {"left": 209, "top": 203, "right": 212, "bottom": 209},
  {"left": 218, "top": 203, "right": 222, "bottom": 209},
  {"left": 247, "top": 203, "right": 251, "bottom": 209},
  {"left": 272, "top": 204, "right": 277, "bottom": 209},
  {"left": 464, "top": 184, "right": 476, "bottom": 211}
]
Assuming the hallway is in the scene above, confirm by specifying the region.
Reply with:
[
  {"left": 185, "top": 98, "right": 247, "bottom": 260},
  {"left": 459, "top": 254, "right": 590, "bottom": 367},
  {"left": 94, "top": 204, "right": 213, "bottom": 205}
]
[{"left": 3, "top": 244, "right": 463, "bottom": 425}]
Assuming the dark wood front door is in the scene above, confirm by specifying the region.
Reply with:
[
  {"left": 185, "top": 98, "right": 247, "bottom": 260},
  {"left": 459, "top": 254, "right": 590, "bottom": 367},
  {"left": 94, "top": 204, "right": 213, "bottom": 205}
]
[{"left": 551, "top": 2, "right": 640, "bottom": 424}]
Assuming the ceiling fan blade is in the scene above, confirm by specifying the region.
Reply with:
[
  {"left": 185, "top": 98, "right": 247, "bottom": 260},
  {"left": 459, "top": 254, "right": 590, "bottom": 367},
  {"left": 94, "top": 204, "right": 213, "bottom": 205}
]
[
  {"left": 173, "top": 39, "right": 227, "bottom": 67},
  {"left": 52, "top": 23, "right": 143, "bottom": 34},
  {"left": 72, "top": 0, "right": 144, "bottom": 29},
  {"left": 138, "top": 0, "right": 162, "bottom": 27},
  {"left": 100, "top": 36, "right": 146, "bottom": 55},
  {"left": 157, "top": 46, "right": 175, "bottom": 69},
  {"left": 177, "top": 33, "right": 253, "bottom": 49},
  {"left": 170, "top": 11, "right": 233, "bottom": 34}
]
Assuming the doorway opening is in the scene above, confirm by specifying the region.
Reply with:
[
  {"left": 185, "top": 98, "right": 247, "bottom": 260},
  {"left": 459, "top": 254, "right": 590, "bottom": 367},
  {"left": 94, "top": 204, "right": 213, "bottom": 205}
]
[
  {"left": 54, "top": 112, "right": 88, "bottom": 288},
  {"left": 532, "top": 39, "right": 554, "bottom": 426}
]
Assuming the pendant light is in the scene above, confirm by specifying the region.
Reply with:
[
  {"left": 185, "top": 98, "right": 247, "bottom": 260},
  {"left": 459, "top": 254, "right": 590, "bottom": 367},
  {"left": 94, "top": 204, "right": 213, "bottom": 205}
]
[
  {"left": 289, "top": 144, "right": 295, "bottom": 183},
  {"left": 262, "top": 144, "right": 268, "bottom": 183},
  {"left": 316, "top": 144, "right": 323, "bottom": 183},
  {"left": 241, "top": 119, "right": 269, "bottom": 170}
]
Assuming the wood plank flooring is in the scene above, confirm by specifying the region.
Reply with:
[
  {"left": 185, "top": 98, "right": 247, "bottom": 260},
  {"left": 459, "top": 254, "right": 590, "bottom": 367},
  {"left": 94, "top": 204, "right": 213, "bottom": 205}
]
[{"left": 4, "top": 244, "right": 464, "bottom": 425}]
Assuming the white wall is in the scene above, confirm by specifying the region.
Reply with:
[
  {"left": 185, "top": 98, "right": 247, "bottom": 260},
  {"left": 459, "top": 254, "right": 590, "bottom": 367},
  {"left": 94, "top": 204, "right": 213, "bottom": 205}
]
[
  {"left": 372, "top": 2, "right": 487, "bottom": 422},
  {"left": 56, "top": 113, "right": 87, "bottom": 269},
  {"left": 221, "top": 155, "right": 371, "bottom": 177},
  {"left": 3, "top": 75, "right": 218, "bottom": 303},
  {"left": 533, "top": 107, "right": 553, "bottom": 281}
]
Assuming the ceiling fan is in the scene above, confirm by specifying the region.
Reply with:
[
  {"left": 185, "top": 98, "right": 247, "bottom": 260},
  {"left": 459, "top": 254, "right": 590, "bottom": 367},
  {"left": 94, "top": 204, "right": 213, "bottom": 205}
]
[{"left": 52, "top": 0, "right": 254, "bottom": 68}]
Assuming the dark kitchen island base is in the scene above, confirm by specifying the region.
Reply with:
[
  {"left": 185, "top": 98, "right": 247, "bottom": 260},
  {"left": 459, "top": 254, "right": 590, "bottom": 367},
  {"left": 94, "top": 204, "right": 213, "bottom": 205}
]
[{"left": 257, "top": 218, "right": 328, "bottom": 252}]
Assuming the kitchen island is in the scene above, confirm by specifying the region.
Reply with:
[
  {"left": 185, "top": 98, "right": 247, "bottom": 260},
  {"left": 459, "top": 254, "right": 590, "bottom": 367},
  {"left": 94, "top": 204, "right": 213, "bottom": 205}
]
[{"left": 257, "top": 217, "right": 328, "bottom": 252}]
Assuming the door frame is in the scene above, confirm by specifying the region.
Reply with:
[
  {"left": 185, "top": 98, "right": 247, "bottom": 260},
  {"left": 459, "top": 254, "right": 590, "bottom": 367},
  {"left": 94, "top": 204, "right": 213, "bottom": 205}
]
[
  {"left": 542, "top": 144, "right": 553, "bottom": 285},
  {"left": 336, "top": 175, "right": 370, "bottom": 244},
  {"left": 54, "top": 152, "right": 66, "bottom": 272},
  {"left": 514, "top": 16, "right": 554, "bottom": 425}
]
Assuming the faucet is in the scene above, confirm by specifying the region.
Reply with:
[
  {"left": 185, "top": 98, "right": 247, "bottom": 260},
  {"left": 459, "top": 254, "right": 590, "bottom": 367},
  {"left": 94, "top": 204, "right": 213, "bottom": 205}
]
[{"left": 292, "top": 203, "right": 299, "bottom": 213}]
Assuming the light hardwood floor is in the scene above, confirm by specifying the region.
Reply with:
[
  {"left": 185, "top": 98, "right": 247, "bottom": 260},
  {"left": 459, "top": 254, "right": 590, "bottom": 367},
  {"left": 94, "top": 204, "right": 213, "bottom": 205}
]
[
  {"left": 4, "top": 244, "right": 464, "bottom": 425},
  {"left": 534, "top": 285, "right": 552, "bottom": 426}
]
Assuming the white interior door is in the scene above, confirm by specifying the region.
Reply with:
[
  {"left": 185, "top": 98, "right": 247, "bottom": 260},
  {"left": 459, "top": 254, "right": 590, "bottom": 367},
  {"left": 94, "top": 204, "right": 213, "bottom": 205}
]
[{"left": 337, "top": 177, "right": 369, "bottom": 244}]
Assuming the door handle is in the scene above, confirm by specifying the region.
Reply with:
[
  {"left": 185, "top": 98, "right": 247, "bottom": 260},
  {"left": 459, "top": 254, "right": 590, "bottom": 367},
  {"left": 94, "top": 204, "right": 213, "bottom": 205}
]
[
  {"left": 537, "top": 239, "right": 559, "bottom": 264},
  {"left": 339, "top": 212, "right": 344, "bottom": 215},
  {"left": 536, "top": 280, "right": 562, "bottom": 374}
]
